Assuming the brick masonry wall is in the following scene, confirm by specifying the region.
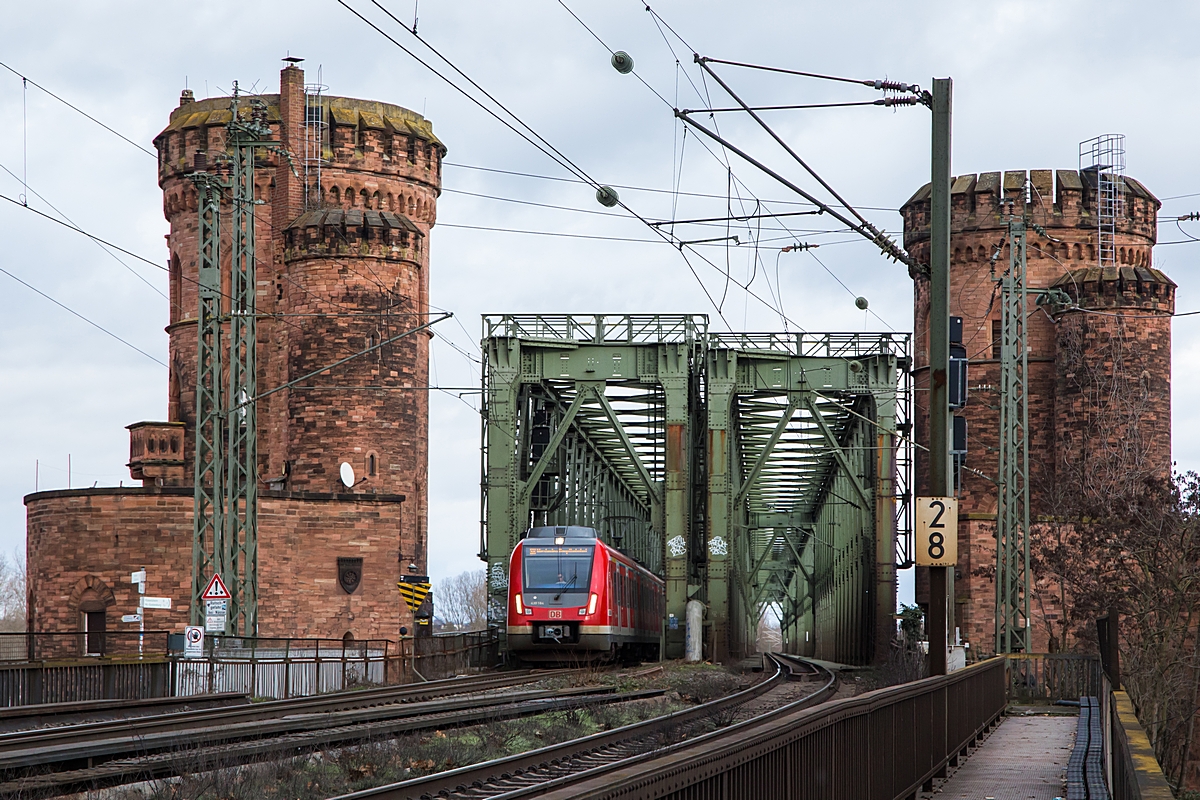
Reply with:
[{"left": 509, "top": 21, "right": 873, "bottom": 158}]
[
  {"left": 25, "top": 488, "right": 415, "bottom": 640},
  {"left": 905, "top": 169, "right": 1166, "bottom": 653}
]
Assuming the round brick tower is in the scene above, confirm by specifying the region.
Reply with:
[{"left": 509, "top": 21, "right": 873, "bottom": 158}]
[
  {"left": 155, "top": 63, "right": 442, "bottom": 507},
  {"left": 1052, "top": 265, "right": 1174, "bottom": 501},
  {"left": 23, "top": 63, "right": 445, "bottom": 643},
  {"left": 900, "top": 168, "right": 1169, "bottom": 651}
]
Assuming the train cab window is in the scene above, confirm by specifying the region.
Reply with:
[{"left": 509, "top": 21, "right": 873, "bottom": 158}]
[{"left": 523, "top": 545, "right": 594, "bottom": 592}]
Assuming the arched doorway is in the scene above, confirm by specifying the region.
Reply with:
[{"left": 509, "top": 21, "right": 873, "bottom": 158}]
[{"left": 69, "top": 576, "right": 116, "bottom": 656}]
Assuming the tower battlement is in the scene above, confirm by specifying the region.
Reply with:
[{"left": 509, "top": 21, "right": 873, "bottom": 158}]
[
  {"left": 901, "top": 169, "right": 1160, "bottom": 252},
  {"left": 154, "top": 94, "right": 444, "bottom": 186},
  {"left": 1052, "top": 265, "right": 1176, "bottom": 313},
  {"left": 283, "top": 208, "right": 424, "bottom": 263}
]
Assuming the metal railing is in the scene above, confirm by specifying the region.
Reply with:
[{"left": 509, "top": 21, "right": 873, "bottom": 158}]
[
  {"left": 558, "top": 656, "right": 1006, "bottom": 800},
  {"left": 710, "top": 330, "right": 911, "bottom": 359},
  {"left": 0, "top": 631, "right": 500, "bottom": 705},
  {"left": 0, "top": 631, "right": 173, "bottom": 661},
  {"left": 171, "top": 638, "right": 394, "bottom": 699},
  {"left": 0, "top": 659, "right": 171, "bottom": 706},
  {"left": 399, "top": 630, "right": 499, "bottom": 681},
  {"left": 1007, "top": 653, "right": 1102, "bottom": 703},
  {"left": 484, "top": 314, "right": 708, "bottom": 345},
  {"left": 1103, "top": 675, "right": 1174, "bottom": 800}
]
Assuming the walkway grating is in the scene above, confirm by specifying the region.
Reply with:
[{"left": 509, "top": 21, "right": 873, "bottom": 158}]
[{"left": 920, "top": 714, "right": 1075, "bottom": 800}]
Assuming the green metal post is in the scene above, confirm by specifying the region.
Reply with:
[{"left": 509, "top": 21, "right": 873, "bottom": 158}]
[
  {"left": 483, "top": 336, "right": 521, "bottom": 648},
  {"left": 190, "top": 93, "right": 272, "bottom": 635},
  {"left": 705, "top": 349, "right": 736, "bottom": 662},
  {"left": 225, "top": 105, "right": 262, "bottom": 636},
  {"left": 662, "top": 343, "right": 691, "bottom": 660},
  {"left": 874, "top": 390, "right": 898, "bottom": 663},
  {"left": 928, "top": 77, "right": 953, "bottom": 676},
  {"left": 191, "top": 175, "right": 223, "bottom": 627},
  {"left": 996, "top": 212, "right": 1032, "bottom": 653}
]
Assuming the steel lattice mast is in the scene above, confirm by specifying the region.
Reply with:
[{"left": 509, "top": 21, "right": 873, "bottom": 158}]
[
  {"left": 995, "top": 206, "right": 1031, "bottom": 654},
  {"left": 190, "top": 89, "right": 274, "bottom": 635}
]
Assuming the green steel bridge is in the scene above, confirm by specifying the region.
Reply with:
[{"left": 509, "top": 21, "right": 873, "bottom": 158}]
[{"left": 480, "top": 314, "right": 912, "bottom": 664}]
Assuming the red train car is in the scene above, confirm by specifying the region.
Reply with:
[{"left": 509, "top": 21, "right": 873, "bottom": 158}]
[{"left": 506, "top": 526, "right": 664, "bottom": 663}]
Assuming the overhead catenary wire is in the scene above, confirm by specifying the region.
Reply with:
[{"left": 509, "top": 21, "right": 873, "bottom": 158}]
[
  {"left": 0, "top": 59, "right": 158, "bottom": 158},
  {"left": 0, "top": 264, "right": 166, "bottom": 367},
  {"left": 0, "top": 161, "right": 168, "bottom": 299},
  {"left": 338, "top": 0, "right": 818, "bottom": 332}
]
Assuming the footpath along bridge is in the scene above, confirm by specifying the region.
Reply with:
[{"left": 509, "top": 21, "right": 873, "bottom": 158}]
[{"left": 480, "top": 313, "right": 913, "bottom": 664}]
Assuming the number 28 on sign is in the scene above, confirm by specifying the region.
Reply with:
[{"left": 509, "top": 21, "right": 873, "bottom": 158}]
[{"left": 915, "top": 497, "right": 958, "bottom": 567}]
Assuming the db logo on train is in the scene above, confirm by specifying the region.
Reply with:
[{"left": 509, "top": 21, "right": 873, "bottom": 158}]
[{"left": 915, "top": 497, "right": 958, "bottom": 568}]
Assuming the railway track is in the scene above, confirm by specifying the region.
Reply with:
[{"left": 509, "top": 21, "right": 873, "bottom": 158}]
[
  {"left": 0, "top": 692, "right": 250, "bottom": 733},
  {"left": 333, "top": 653, "right": 837, "bottom": 800},
  {"left": 0, "top": 668, "right": 664, "bottom": 797}
]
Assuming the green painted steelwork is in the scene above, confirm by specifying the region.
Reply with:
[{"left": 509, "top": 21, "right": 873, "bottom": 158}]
[
  {"left": 995, "top": 211, "right": 1032, "bottom": 654},
  {"left": 705, "top": 332, "right": 908, "bottom": 664},
  {"left": 481, "top": 317, "right": 910, "bottom": 664},
  {"left": 481, "top": 315, "right": 705, "bottom": 658},
  {"left": 190, "top": 92, "right": 280, "bottom": 635}
]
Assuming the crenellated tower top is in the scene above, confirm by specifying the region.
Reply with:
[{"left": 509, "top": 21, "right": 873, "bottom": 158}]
[{"left": 900, "top": 169, "right": 1160, "bottom": 277}]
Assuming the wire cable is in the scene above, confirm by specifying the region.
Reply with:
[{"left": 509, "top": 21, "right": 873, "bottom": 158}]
[
  {"left": 0, "top": 265, "right": 166, "bottom": 367},
  {"left": 0, "top": 60, "right": 157, "bottom": 158},
  {"left": 0, "top": 161, "right": 167, "bottom": 299}
]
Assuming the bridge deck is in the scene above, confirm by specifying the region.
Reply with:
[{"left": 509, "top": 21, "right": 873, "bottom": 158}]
[{"left": 921, "top": 714, "right": 1075, "bottom": 800}]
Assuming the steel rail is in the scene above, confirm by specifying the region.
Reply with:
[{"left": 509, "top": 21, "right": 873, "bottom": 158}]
[
  {"left": 333, "top": 654, "right": 833, "bottom": 800},
  {"left": 0, "top": 668, "right": 557, "bottom": 752},
  {"left": 0, "top": 683, "right": 592, "bottom": 772},
  {"left": 533, "top": 657, "right": 1005, "bottom": 800},
  {"left": 2, "top": 687, "right": 667, "bottom": 798},
  {"left": 480, "top": 656, "right": 839, "bottom": 799},
  {"left": 0, "top": 692, "right": 250, "bottom": 733}
]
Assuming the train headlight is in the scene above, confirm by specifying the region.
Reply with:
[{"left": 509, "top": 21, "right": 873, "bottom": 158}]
[
  {"left": 515, "top": 594, "right": 524, "bottom": 615},
  {"left": 587, "top": 592, "right": 599, "bottom": 615}
]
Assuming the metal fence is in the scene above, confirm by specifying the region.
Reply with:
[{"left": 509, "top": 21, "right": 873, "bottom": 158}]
[
  {"left": 0, "top": 630, "right": 500, "bottom": 706},
  {"left": 1006, "top": 653, "right": 1102, "bottom": 703},
  {"left": 0, "top": 659, "right": 171, "bottom": 706},
  {"left": 172, "top": 637, "right": 394, "bottom": 698},
  {"left": 0, "top": 631, "right": 172, "bottom": 661},
  {"left": 401, "top": 629, "right": 499, "bottom": 681}
]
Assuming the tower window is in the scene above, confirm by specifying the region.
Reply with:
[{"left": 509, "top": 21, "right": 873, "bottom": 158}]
[
  {"left": 991, "top": 319, "right": 1002, "bottom": 360},
  {"left": 367, "top": 452, "right": 378, "bottom": 477}
]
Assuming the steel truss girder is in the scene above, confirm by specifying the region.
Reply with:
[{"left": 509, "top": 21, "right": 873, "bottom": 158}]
[
  {"left": 482, "top": 316, "right": 705, "bottom": 657},
  {"left": 482, "top": 318, "right": 909, "bottom": 666},
  {"left": 707, "top": 339, "right": 905, "bottom": 665}
]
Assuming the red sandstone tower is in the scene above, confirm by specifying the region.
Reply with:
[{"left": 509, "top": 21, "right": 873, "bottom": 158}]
[
  {"left": 901, "top": 169, "right": 1172, "bottom": 653},
  {"left": 25, "top": 63, "right": 445, "bottom": 641}
]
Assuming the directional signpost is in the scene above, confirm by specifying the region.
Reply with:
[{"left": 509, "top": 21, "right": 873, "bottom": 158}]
[{"left": 202, "top": 574, "right": 232, "bottom": 633}]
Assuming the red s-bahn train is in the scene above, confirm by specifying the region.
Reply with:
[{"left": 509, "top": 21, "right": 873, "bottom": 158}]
[{"left": 506, "top": 526, "right": 664, "bottom": 663}]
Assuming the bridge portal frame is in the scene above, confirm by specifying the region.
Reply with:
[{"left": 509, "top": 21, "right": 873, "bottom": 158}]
[
  {"left": 481, "top": 316, "right": 910, "bottom": 665},
  {"left": 481, "top": 315, "right": 706, "bottom": 658}
]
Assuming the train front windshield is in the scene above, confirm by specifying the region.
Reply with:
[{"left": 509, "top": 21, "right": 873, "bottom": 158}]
[{"left": 524, "top": 545, "right": 594, "bottom": 592}]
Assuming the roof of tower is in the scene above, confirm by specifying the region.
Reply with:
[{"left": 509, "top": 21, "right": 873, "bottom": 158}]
[
  {"left": 285, "top": 207, "right": 423, "bottom": 233},
  {"left": 1051, "top": 265, "right": 1176, "bottom": 313},
  {"left": 155, "top": 94, "right": 443, "bottom": 149},
  {"left": 899, "top": 169, "right": 1160, "bottom": 211}
]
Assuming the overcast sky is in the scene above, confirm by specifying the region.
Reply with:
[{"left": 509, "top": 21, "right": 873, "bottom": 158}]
[{"left": 1, "top": 1, "right": 1198, "bottom": 604}]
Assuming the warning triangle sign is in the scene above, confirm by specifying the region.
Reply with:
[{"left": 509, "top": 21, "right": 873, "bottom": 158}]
[{"left": 202, "top": 574, "right": 232, "bottom": 600}]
